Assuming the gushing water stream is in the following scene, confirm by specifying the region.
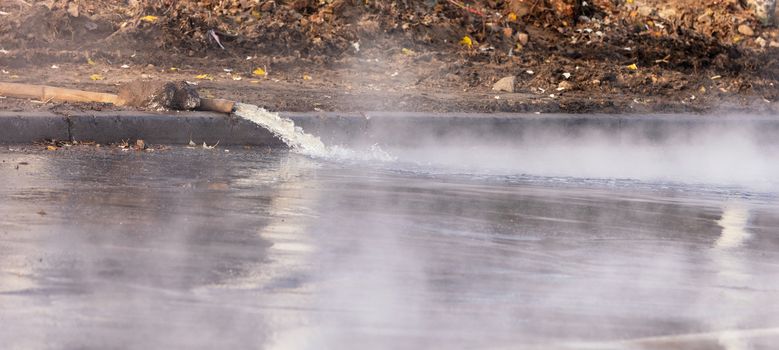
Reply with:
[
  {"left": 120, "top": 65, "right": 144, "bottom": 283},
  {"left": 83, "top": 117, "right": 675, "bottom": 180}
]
[
  {"left": 233, "top": 103, "right": 395, "bottom": 161},
  {"left": 233, "top": 103, "right": 328, "bottom": 156}
]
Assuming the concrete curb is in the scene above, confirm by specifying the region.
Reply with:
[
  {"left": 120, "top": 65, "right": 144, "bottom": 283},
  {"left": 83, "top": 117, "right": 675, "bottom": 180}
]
[
  {"left": 0, "top": 111, "right": 285, "bottom": 146},
  {"left": 0, "top": 113, "right": 69, "bottom": 144},
  {"left": 1, "top": 111, "right": 778, "bottom": 146}
]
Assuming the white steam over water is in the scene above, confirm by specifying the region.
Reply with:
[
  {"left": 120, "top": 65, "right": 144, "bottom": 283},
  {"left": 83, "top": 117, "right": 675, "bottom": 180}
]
[{"left": 234, "top": 105, "right": 779, "bottom": 190}]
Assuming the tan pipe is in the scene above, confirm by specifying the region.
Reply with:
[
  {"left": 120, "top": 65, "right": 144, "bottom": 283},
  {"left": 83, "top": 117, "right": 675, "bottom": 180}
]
[
  {"left": 0, "top": 82, "right": 121, "bottom": 105},
  {"left": 197, "top": 98, "right": 236, "bottom": 113}
]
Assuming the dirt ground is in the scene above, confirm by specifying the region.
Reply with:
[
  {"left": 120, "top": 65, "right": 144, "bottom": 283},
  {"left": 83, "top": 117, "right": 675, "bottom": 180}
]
[{"left": 1, "top": 0, "right": 778, "bottom": 114}]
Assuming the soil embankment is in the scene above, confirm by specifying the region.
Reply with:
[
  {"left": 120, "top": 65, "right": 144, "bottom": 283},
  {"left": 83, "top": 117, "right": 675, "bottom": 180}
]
[{"left": 0, "top": 0, "right": 778, "bottom": 114}]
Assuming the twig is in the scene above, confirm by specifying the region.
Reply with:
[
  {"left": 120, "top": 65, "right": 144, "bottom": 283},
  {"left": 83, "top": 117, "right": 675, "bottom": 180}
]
[
  {"left": 447, "top": 0, "right": 486, "bottom": 17},
  {"left": 208, "top": 29, "right": 226, "bottom": 50},
  {"left": 529, "top": 0, "right": 541, "bottom": 14}
]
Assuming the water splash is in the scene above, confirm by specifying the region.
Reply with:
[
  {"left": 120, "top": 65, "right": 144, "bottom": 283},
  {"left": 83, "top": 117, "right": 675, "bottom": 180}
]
[
  {"left": 233, "top": 103, "right": 395, "bottom": 162},
  {"left": 233, "top": 103, "right": 327, "bottom": 156}
]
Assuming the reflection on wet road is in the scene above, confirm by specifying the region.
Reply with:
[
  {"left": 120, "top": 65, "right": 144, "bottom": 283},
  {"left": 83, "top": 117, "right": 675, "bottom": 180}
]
[{"left": 1, "top": 147, "right": 779, "bottom": 349}]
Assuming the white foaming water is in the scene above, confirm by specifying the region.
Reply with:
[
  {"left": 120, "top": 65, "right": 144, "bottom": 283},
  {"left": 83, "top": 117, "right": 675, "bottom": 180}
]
[{"left": 233, "top": 103, "right": 395, "bottom": 161}]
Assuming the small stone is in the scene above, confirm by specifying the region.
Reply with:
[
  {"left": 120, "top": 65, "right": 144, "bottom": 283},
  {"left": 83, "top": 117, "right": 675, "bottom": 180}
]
[
  {"left": 492, "top": 76, "right": 516, "bottom": 93},
  {"left": 502, "top": 27, "right": 513, "bottom": 38},
  {"left": 738, "top": 24, "right": 755, "bottom": 37},
  {"left": 658, "top": 8, "right": 678, "bottom": 21},
  {"left": 637, "top": 6, "right": 652, "bottom": 17},
  {"left": 260, "top": 1, "right": 274, "bottom": 11},
  {"left": 557, "top": 81, "right": 574, "bottom": 91},
  {"left": 770, "top": 40, "right": 779, "bottom": 48},
  {"left": 756, "top": 37, "right": 767, "bottom": 48},
  {"left": 517, "top": 33, "right": 529, "bottom": 46},
  {"left": 67, "top": 2, "right": 79, "bottom": 17}
]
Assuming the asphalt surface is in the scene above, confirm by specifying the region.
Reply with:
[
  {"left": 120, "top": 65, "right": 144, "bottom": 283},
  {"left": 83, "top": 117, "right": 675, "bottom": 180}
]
[{"left": 1, "top": 146, "right": 779, "bottom": 349}]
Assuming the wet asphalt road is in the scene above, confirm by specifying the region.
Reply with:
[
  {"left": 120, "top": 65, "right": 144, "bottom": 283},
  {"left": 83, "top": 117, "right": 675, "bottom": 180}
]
[{"left": 1, "top": 146, "right": 779, "bottom": 349}]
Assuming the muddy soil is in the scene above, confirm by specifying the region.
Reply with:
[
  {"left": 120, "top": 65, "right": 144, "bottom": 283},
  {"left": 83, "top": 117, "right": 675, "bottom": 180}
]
[{"left": 0, "top": 0, "right": 778, "bottom": 114}]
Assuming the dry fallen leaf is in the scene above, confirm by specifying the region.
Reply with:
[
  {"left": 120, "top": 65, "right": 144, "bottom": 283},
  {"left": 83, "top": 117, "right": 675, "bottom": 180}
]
[
  {"left": 46, "top": 145, "right": 57, "bottom": 151},
  {"left": 195, "top": 74, "right": 213, "bottom": 80},
  {"left": 140, "top": 15, "right": 159, "bottom": 23},
  {"left": 460, "top": 35, "right": 473, "bottom": 49},
  {"left": 401, "top": 47, "right": 416, "bottom": 56},
  {"left": 252, "top": 68, "right": 267, "bottom": 77},
  {"left": 90, "top": 74, "right": 104, "bottom": 81},
  {"left": 302, "top": 74, "right": 312, "bottom": 80},
  {"left": 87, "top": 58, "right": 96, "bottom": 65}
]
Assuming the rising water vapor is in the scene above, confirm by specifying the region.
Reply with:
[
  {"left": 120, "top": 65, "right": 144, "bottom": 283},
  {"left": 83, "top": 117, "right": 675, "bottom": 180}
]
[{"left": 298, "top": 113, "right": 779, "bottom": 190}]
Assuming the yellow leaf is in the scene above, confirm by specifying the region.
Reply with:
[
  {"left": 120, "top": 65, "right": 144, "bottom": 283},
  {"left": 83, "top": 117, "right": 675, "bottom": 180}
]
[
  {"left": 170, "top": 67, "right": 179, "bottom": 71},
  {"left": 87, "top": 58, "right": 96, "bottom": 65},
  {"left": 626, "top": 0, "right": 634, "bottom": 3},
  {"left": 140, "top": 15, "right": 159, "bottom": 23},
  {"left": 195, "top": 74, "right": 213, "bottom": 80},
  {"left": 302, "top": 74, "right": 312, "bottom": 80},
  {"left": 90, "top": 74, "right": 104, "bottom": 81},
  {"left": 251, "top": 10, "right": 261, "bottom": 19},
  {"left": 507, "top": 12, "right": 517, "bottom": 22},
  {"left": 626, "top": 63, "right": 638, "bottom": 70},
  {"left": 460, "top": 35, "right": 473, "bottom": 49},
  {"left": 46, "top": 145, "right": 57, "bottom": 151},
  {"left": 401, "top": 47, "right": 416, "bottom": 56},
  {"left": 252, "top": 68, "right": 267, "bottom": 76}
]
